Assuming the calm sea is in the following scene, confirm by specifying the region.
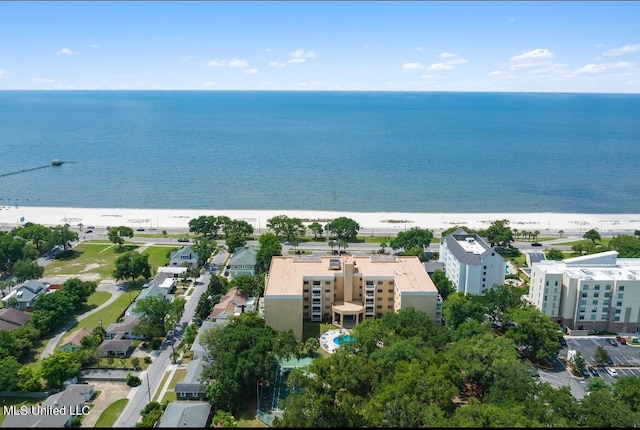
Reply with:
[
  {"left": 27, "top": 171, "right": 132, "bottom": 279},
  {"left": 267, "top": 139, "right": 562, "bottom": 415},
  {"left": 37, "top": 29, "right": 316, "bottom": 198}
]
[{"left": 0, "top": 91, "right": 639, "bottom": 213}]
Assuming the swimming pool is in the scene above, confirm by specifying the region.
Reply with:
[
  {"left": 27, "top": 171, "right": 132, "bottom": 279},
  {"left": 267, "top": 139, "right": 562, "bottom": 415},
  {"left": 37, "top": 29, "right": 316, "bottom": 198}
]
[{"left": 333, "top": 335, "right": 354, "bottom": 346}]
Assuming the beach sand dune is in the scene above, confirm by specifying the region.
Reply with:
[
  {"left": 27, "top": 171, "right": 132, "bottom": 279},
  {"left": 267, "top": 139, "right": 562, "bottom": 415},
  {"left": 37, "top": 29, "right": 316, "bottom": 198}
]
[{"left": 1, "top": 206, "right": 639, "bottom": 235}]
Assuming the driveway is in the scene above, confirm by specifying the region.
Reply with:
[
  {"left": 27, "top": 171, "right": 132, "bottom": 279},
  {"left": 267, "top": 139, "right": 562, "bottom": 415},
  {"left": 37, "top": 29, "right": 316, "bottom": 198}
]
[{"left": 81, "top": 380, "right": 133, "bottom": 427}]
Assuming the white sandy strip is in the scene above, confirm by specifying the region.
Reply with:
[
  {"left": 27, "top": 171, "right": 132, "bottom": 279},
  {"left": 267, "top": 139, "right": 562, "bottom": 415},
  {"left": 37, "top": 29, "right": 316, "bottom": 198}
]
[{"left": 1, "top": 205, "right": 639, "bottom": 234}]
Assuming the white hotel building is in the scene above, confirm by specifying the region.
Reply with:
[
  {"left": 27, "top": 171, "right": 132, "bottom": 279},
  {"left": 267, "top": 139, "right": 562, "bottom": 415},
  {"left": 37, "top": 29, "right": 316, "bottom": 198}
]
[
  {"left": 528, "top": 251, "right": 640, "bottom": 333},
  {"left": 438, "top": 228, "right": 505, "bottom": 295}
]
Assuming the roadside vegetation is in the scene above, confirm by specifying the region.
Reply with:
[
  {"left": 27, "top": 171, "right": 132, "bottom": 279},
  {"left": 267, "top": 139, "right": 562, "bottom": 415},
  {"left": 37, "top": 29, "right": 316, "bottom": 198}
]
[{"left": 95, "top": 398, "right": 129, "bottom": 427}]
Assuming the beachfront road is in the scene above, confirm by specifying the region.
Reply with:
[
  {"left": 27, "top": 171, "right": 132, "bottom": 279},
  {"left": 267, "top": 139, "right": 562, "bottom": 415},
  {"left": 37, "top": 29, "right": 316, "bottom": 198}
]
[{"left": 114, "top": 270, "right": 211, "bottom": 427}]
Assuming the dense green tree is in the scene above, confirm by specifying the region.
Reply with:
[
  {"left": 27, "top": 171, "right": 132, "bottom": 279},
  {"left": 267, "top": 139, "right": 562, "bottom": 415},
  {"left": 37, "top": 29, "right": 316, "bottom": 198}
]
[
  {"left": 189, "top": 215, "right": 222, "bottom": 238},
  {"left": 192, "top": 237, "right": 217, "bottom": 263},
  {"left": 223, "top": 219, "right": 254, "bottom": 238},
  {"left": 327, "top": 217, "right": 360, "bottom": 242},
  {"left": 255, "top": 232, "right": 282, "bottom": 273},
  {"left": 307, "top": 222, "right": 324, "bottom": 239},
  {"left": 17, "top": 366, "right": 42, "bottom": 392},
  {"left": 40, "top": 351, "right": 82, "bottom": 388},
  {"left": 479, "top": 219, "right": 514, "bottom": 248},
  {"left": 132, "top": 295, "right": 173, "bottom": 339},
  {"left": 49, "top": 224, "right": 79, "bottom": 251},
  {"left": 504, "top": 305, "right": 560, "bottom": 362},
  {"left": 11, "top": 259, "right": 44, "bottom": 282},
  {"left": 112, "top": 251, "right": 151, "bottom": 282},
  {"left": 450, "top": 399, "right": 533, "bottom": 427},
  {"left": 608, "top": 235, "right": 640, "bottom": 257},
  {"left": 579, "top": 385, "right": 639, "bottom": 427},
  {"left": 166, "top": 297, "right": 186, "bottom": 331},
  {"left": 586, "top": 376, "right": 608, "bottom": 393},
  {"left": 546, "top": 248, "right": 565, "bottom": 260},
  {"left": 200, "top": 312, "right": 296, "bottom": 416},
  {"left": 266, "top": 215, "right": 306, "bottom": 244},
  {"left": 441, "top": 292, "right": 486, "bottom": 330},
  {"left": 612, "top": 376, "right": 640, "bottom": 413},
  {"left": 570, "top": 351, "right": 587, "bottom": 376},
  {"left": 137, "top": 401, "right": 166, "bottom": 428},
  {"left": 211, "top": 410, "right": 237, "bottom": 427},
  {"left": 227, "top": 274, "right": 263, "bottom": 298},
  {"left": 593, "top": 345, "right": 612, "bottom": 367},
  {"left": 441, "top": 225, "right": 477, "bottom": 237},
  {"left": 59, "top": 278, "right": 97, "bottom": 304},
  {"left": 14, "top": 223, "right": 53, "bottom": 254},
  {"left": 0, "top": 356, "right": 21, "bottom": 391},
  {"left": 583, "top": 228, "right": 601, "bottom": 243},
  {"left": 390, "top": 227, "right": 434, "bottom": 251},
  {"left": 479, "top": 284, "right": 521, "bottom": 323},
  {"left": 430, "top": 269, "right": 455, "bottom": 301},
  {"left": 106, "top": 226, "right": 134, "bottom": 249}
]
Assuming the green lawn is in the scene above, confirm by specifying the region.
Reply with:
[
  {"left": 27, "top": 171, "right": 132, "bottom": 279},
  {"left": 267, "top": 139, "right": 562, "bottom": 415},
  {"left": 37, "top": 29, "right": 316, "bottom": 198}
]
[
  {"left": 86, "top": 291, "right": 111, "bottom": 307},
  {"left": 161, "top": 391, "right": 177, "bottom": 403},
  {"left": 141, "top": 245, "right": 176, "bottom": 271},
  {"left": 168, "top": 368, "right": 187, "bottom": 389},
  {"left": 96, "top": 356, "right": 148, "bottom": 371},
  {"left": 551, "top": 238, "right": 611, "bottom": 248},
  {"left": 67, "top": 290, "right": 140, "bottom": 334},
  {"left": 43, "top": 242, "right": 139, "bottom": 279},
  {"left": 152, "top": 371, "right": 171, "bottom": 402},
  {"left": 94, "top": 398, "right": 129, "bottom": 428}
]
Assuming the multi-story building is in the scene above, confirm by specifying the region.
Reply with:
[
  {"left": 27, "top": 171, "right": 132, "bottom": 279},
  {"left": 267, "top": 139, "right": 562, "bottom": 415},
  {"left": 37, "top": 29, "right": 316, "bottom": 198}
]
[
  {"left": 438, "top": 228, "right": 505, "bottom": 295},
  {"left": 528, "top": 251, "right": 640, "bottom": 333},
  {"left": 264, "top": 255, "right": 442, "bottom": 341}
]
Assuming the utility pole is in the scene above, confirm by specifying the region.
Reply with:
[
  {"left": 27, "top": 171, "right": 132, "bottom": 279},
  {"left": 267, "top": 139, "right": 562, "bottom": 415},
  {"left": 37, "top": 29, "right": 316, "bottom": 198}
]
[{"left": 146, "top": 374, "right": 151, "bottom": 402}]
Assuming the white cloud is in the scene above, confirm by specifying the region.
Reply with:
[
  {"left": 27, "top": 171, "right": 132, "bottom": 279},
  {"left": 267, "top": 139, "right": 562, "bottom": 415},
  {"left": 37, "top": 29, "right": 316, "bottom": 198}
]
[
  {"left": 489, "top": 71, "right": 504, "bottom": 77},
  {"left": 603, "top": 44, "right": 640, "bottom": 57},
  {"left": 510, "top": 48, "right": 553, "bottom": 62},
  {"left": 208, "top": 60, "right": 226, "bottom": 67},
  {"left": 401, "top": 62, "right": 426, "bottom": 70},
  {"left": 265, "top": 48, "right": 272, "bottom": 53},
  {"left": 203, "top": 81, "right": 217, "bottom": 87},
  {"left": 526, "top": 63, "right": 570, "bottom": 75},
  {"left": 243, "top": 68, "right": 259, "bottom": 75},
  {"left": 595, "top": 43, "right": 604, "bottom": 49},
  {"left": 31, "top": 78, "right": 55, "bottom": 83},
  {"left": 427, "top": 62, "right": 454, "bottom": 71},
  {"left": 446, "top": 58, "right": 468, "bottom": 65},
  {"left": 0, "top": 70, "right": 5, "bottom": 79},
  {"left": 439, "top": 52, "right": 455, "bottom": 59},
  {"left": 91, "top": 43, "right": 99, "bottom": 49},
  {"left": 58, "top": 48, "right": 78, "bottom": 55},
  {"left": 510, "top": 61, "right": 550, "bottom": 71},
  {"left": 288, "top": 49, "right": 317, "bottom": 64},
  {"left": 420, "top": 74, "right": 434, "bottom": 79},
  {"left": 228, "top": 59, "right": 249, "bottom": 68},
  {"left": 575, "top": 61, "right": 635, "bottom": 74},
  {"left": 269, "top": 61, "right": 286, "bottom": 68},
  {"left": 415, "top": 46, "right": 424, "bottom": 52}
]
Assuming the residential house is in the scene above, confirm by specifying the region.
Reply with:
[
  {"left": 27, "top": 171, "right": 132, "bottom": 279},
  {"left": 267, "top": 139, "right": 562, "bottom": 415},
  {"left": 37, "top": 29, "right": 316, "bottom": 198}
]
[
  {"left": 228, "top": 246, "right": 258, "bottom": 279},
  {"left": 528, "top": 251, "right": 640, "bottom": 333},
  {"left": 175, "top": 357, "right": 207, "bottom": 400},
  {"left": 125, "top": 283, "right": 170, "bottom": 317},
  {"left": 190, "top": 320, "right": 225, "bottom": 360},
  {"left": 264, "top": 255, "right": 442, "bottom": 342},
  {"left": 105, "top": 316, "right": 142, "bottom": 340},
  {"left": 1, "top": 384, "right": 94, "bottom": 428},
  {"left": 149, "top": 272, "right": 177, "bottom": 294},
  {"left": 423, "top": 261, "right": 445, "bottom": 276},
  {"left": 169, "top": 246, "right": 200, "bottom": 269},
  {"left": 98, "top": 332, "right": 133, "bottom": 357},
  {"left": 2, "top": 279, "right": 49, "bottom": 310},
  {"left": 59, "top": 327, "right": 92, "bottom": 352},
  {"left": 209, "top": 287, "right": 255, "bottom": 322},
  {"left": 0, "top": 307, "right": 30, "bottom": 331},
  {"left": 157, "top": 266, "right": 188, "bottom": 278},
  {"left": 438, "top": 228, "right": 505, "bottom": 295},
  {"left": 158, "top": 401, "right": 212, "bottom": 428}
]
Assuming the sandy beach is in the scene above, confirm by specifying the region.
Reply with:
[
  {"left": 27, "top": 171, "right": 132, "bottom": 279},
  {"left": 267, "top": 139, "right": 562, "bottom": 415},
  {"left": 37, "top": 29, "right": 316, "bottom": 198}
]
[{"left": 1, "top": 205, "right": 639, "bottom": 236}]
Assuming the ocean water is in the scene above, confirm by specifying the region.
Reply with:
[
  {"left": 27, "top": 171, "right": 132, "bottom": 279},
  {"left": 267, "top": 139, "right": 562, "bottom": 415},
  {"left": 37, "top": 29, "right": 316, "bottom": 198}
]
[{"left": 0, "top": 91, "right": 639, "bottom": 213}]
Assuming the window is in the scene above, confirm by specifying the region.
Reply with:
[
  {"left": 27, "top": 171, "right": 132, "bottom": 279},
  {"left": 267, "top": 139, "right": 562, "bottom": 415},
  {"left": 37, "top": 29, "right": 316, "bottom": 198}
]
[
  {"left": 581, "top": 292, "right": 588, "bottom": 298},
  {"left": 618, "top": 293, "right": 624, "bottom": 299},
  {"left": 555, "top": 281, "right": 558, "bottom": 286},
  {"left": 484, "top": 266, "right": 487, "bottom": 269},
  {"left": 325, "top": 281, "right": 331, "bottom": 285},
  {"left": 303, "top": 281, "right": 309, "bottom": 285},
  {"left": 591, "top": 307, "right": 597, "bottom": 313},
  {"left": 377, "top": 297, "right": 382, "bottom": 301},
  {"left": 546, "top": 281, "right": 549, "bottom": 286},
  {"left": 377, "top": 281, "right": 383, "bottom": 285},
  {"left": 593, "top": 292, "right": 599, "bottom": 298},
  {"left": 388, "top": 297, "right": 393, "bottom": 301},
  {"left": 376, "top": 305, "right": 382, "bottom": 309},
  {"left": 580, "top": 299, "right": 587, "bottom": 305},
  {"left": 604, "top": 292, "right": 611, "bottom": 297},
  {"left": 579, "top": 307, "right": 585, "bottom": 313},
  {"left": 377, "top": 289, "right": 383, "bottom": 293},
  {"left": 590, "top": 314, "right": 596, "bottom": 320},
  {"left": 617, "top": 301, "right": 623, "bottom": 307},
  {"left": 388, "top": 305, "right": 393, "bottom": 310},
  {"left": 614, "top": 316, "right": 620, "bottom": 322},
  {"left": 601, "top": 315, "right": 608, "bottom": 320},
  {"left": 579, "top": 316, "right": 585, "bottom": 320},
  {"left": 388, "top": 288, "right": 393, "bottom": 293},
  {"left": 615, "top": 309, "right": 621, "bottom": 314},
  {"left": 605, "top": 284, "right": 611, "bottom": 290},
  {"left": 303, "top": 289, "right": 309, "bottom": 293},
  {"left": 592, "top": 299, "right": 598, "bottom": 305},
  {"left": 303, "top": 305, "right": 309, "bottom": 309},
  {"left": 582, "top": 285, "right": 589, "bottom": 290},
  {"left": 325, "top": 289, "right": 331, "bottom": 293},
  {"left": 619, "top": 286, "right": 625, "bottom": 291},
  {"left": 595, "top": 285, "right": 600, "bottom": 290},
  {"left": 603, "top": 300, "right": 610, "bottom": 305}
]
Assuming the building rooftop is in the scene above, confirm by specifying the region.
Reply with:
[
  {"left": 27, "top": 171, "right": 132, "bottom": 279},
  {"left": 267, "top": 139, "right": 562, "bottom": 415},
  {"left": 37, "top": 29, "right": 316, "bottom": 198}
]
[
  {"left": 158, "top": 402, "right": 211, "bottom": 428},
  {"left": 265, "top": 255, "right": 438, "bottom": 297},
  {"left": 60, "top": 327, "right": 92, "bottom": 349},
  {"left": 532, "top": 251, "right": 640, "bottom": 280},
  {"left": 0, "top": 307, "right": 30, "bottom": 330}
]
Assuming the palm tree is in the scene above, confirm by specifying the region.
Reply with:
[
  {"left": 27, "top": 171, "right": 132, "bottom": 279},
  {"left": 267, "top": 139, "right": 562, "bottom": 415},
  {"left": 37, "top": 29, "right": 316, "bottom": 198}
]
[
  {"left": 559, "top": 230, "right": 564, "bottom": 238},
  {"left": 78, "top": 223, "right": 83, "bottom": 232},
  {"left": 513, "top": 229, "right": 519, "bottom": 241},
  {"left": 533, "top": 230, "right": 540, "bottom": 241}
]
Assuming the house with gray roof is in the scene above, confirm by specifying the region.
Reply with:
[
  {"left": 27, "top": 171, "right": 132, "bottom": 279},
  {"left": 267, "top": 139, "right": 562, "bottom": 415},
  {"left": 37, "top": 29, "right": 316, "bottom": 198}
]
[
  {"left": 190, "top": 320, "right": 225, "bottom": 359},
  {"left": 98, "top": 332, "right": 133, "bottom": 357},
  {"left": 438, "top": 228, "right": 505, "bottom": 295},
  {"left": 175, "top": 357, "right": 207, "bottom": 400},
  {"left": 1, "top": 383, "right": 94, "bottom": 428},
  {"left": 59, "top": 327, "right": 92, "bottom": 352},
  {"left": 158, "top": 401, "right": 212, "bottom": 428},
  {"left": 2, "top": 279, "right": 49, "bottom": 310},
  {"left": 106, "top": 316, "right": 142, "bottom": 339},
  {"left": 0, "top": 307, "right": 30, "bottom": 331},
  {"left": 125, "top": 283, "right": 170, "bottom": 317},
  {"left": 169, "top": 246, "right": 200, "bottom": 268},
  {"left": 228, "top": 246, "right": 258, "bottom": 278}
]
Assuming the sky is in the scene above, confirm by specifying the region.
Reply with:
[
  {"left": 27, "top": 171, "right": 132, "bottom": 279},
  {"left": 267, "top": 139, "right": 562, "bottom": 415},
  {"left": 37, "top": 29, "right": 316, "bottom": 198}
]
[{"left": 1, "top": 1, "right": 640, "bottom": 93}]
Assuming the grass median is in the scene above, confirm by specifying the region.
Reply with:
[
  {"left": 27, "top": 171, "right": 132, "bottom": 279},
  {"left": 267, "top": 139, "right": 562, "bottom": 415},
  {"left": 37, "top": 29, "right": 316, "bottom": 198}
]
[{"left": 95, "top": 398, "right": 129, "bottom": 427}]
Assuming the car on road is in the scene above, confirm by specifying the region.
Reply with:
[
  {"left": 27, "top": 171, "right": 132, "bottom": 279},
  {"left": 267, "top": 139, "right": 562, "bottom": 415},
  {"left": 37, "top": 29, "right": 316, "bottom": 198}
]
[
  {"left": 85, "top": 229, "right": 93, "bottom": 233},
  {"left": 87, "top": 225, "right": 95, "bottom": 229},
  {"left": 177, "top": 237, "right": 189, "bottom": 242},
  {"left": 559, "top": 336, "right": 568, "bottom": 347},
  {"left": 531, "top": 242, "right": 543, "bottom": 247},
  {"left": 136, "top": 228, "right": 145, "bottom": 232},
  {"left": 588, "top": 366, "right": 599, "bottom": 377},
  {"left": 581, "top": 368, "right": 590, "bottom": 378},
  {"left": 604, "top": 367, "right": 618, "bottom": 377},
  {"left": 615, "top": 336, "right": 627, "bottom": 345},
  {"left": 607, "top": 338, "right": 618, "bottom": 346}
]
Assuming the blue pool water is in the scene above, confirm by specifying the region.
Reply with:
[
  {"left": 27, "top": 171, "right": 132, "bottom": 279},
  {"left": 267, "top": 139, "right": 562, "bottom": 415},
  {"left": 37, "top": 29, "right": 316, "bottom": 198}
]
[{"left": 333, "top": 335, "right": 354, "bottom": 346}]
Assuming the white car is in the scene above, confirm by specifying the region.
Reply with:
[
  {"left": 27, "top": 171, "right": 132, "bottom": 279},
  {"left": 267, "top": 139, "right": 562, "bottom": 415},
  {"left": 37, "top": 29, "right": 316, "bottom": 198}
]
[{"left": 604, "top": 367, "right": 618, "bottom": 377}]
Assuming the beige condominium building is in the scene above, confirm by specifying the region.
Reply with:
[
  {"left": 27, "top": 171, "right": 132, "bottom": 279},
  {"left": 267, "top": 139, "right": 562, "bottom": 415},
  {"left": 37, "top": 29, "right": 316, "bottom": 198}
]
[
  {"left": 264, "top": 255, "right": 442, "bottom": 341},
  {"left": 528, "top": 251, "right": 640, "bottom": 333}
]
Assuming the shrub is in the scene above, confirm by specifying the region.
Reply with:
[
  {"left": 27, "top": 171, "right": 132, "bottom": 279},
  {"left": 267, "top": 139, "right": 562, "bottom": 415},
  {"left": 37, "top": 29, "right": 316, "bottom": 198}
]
[{"left": 126, "top": 372, "right": 142, "bottom": 387}]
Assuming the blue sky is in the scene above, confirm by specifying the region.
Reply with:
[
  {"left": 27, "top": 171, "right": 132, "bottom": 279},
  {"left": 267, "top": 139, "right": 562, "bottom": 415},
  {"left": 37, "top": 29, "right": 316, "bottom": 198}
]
[{"left": 1, "top": 1, "right": 639, "bottom": 92}]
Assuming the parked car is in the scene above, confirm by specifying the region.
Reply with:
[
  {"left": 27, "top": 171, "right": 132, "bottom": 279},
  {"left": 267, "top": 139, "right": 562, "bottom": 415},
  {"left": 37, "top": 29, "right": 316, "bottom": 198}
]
[
  {"left": 85, "top": 229, "right": 93, "bottom": 233},
  {"left": 581, "top": 368, "right": 590, "bottom": 377},
  {"left": 177, "top": 237, "right": 189, "bottom": 242},
  {"left": 588, "top": 366, "right": 599, "bottom": 377},
  {"left": 607, "top": 338, "right": 618, "bottom": 346},
  {"left": 136, "top": 228, "right": 145, "bottom": 232},
  {"left": 559, "top": 337, "right": 568, "bottom": 347},
  {"left": 615, "top": 336, "right": 627, "bottom": 345},
  {"left": 531, "top": 242, "right": 543, "bottom": 247},
  {"left": 604, "top": 367, "right": 618, "bottom": 378}
]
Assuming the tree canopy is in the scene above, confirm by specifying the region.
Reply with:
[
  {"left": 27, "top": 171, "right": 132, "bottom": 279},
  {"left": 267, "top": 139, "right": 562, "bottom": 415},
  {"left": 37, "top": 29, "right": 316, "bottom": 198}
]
[
  {"left": 266, "top": 215, "right": 306, "bottom": 244},
  {"left": 390, "top": 227, "right": 434, "bottom": 251},
  {"left": 326, "top": 217, "right": 360, "bottom": 242},
  {"left": 112, "top": 251, "right": 151, "bottom": 282},
  {"left": 107, "top": 226, "right": 133, "bottom": 249}
]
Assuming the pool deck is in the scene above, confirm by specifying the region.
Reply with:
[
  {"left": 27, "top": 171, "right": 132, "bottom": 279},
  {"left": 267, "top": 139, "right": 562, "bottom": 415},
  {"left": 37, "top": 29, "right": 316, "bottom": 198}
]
[{"left": 320, "top": 328, "right": 352, "bottom": 354}]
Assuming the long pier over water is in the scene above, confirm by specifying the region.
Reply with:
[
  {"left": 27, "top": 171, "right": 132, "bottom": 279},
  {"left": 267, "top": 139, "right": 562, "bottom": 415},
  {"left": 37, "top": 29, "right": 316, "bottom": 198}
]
[{"left": 0, "top": 160, "right": 77, "bottom": 178}]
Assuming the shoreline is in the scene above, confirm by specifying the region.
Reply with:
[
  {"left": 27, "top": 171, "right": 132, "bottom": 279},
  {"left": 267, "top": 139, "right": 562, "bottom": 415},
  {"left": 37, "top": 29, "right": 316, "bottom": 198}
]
[{"left": 1, "top": 205, "right": 639, "bottom": 235}]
